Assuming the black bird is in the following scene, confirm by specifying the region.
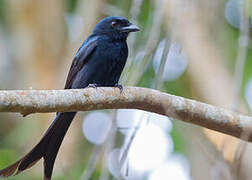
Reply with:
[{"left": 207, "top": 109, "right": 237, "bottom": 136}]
[{"left": 0, "top": 16, "right": 139, "bottom": 180}]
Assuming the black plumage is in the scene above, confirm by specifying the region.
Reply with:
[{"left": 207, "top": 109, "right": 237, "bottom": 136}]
[{"left": 0, "top": 16, "right": 139, "bottom": 180}]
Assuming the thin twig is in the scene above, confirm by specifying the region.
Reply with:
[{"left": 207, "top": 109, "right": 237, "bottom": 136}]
[
  {"left": 126, "top": 0, "right": 166, "bottom": 85},
  {"left": 120, "top": 0, "right": 143, "bottom": 84},
  {"left": 118, "top": 113, "right": 145, "bottom": 175},
  {"left": 99, "top": 110, "right": 117, "bottom": 180},
  {"left": 80, "top": 145, "right": 102, "bottom": 180},
  {"left": 232, "top": 1, "right": 250, "bottom": 179},
  {"left": 232, "top": 0, "right": 250, "bottom": 112},
  {"left": 117, "top": 34, "right": 170, "bottom": 175},
  {"left": 155, "top": 37, "right": 170, "bottom": 89}
]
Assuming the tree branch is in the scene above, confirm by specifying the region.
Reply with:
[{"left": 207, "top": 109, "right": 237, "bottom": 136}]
[{"left": 0, "top": 87, "right": 251, "bottom": 142}]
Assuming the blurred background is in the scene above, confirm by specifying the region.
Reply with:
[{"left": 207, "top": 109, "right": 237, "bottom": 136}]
[{"left": 0, "top": 0, "right": 252, "bottom": 179}]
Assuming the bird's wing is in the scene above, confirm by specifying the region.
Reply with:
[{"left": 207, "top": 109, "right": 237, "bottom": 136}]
[{"left": 64, "top": 36, "right": 98, "bottom": 89}]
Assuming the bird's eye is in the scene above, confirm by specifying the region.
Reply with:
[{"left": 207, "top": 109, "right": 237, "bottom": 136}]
[{"left": 111, "top": 21, "right": 119, "bottom": 27}]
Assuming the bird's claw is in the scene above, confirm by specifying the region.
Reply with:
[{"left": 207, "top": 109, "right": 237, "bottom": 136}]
[
  {"left": 88, "top": 83, "right": 98, "bottom": 89},
  {"left": 115, "top": 84, "right": 123, "bottom": 93}
]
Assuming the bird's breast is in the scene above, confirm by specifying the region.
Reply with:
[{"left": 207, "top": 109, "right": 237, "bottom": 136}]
[
  {"left": 101, "top": 41, "right": 128, "bottom": 59},
  {"left": 90, "top": 40, "right": 128, "bottom": 86}
]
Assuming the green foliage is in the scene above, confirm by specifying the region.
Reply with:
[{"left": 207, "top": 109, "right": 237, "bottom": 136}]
[
  {"left": 0, "top": 0, "right": 5, "bottom": 23},
  {"left": 0, "top": 149, "right": 17, "bottom": 167},
  {"left": 66, "top": 0, "right": 79, "bottom": 12},
  {"left": 170, "top": 124, "right": 186, "bottom": 154},
  {"left": 164, "top": 72, "right": 193, "bottom": 98},
  {"left": 138, "top": 0, "right": 153, "bottom": 28},
  {"left": 221, "top": 22, "right": 252, "bottom": 97},
  {"left": 244, "top": 51, "right": 252, "bottom": 90}
]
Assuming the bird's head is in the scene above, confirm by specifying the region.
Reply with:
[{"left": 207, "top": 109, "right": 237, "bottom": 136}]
[{"left": 93, "top": 16, "right": 140, "bottom": 40}]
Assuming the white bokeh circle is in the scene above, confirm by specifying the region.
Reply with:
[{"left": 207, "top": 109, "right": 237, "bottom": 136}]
[
  {"left": 128, "top": 124, "right": 174, "bottom": 172},
  {"left": 153, "top": 40, "right": 187, "bottom": 81},
  {"left": 82, "top": 111, "right": 111, "bottom": 144},
  {"left": 148, "top": 154, "right": 191, "bottom": 180}
]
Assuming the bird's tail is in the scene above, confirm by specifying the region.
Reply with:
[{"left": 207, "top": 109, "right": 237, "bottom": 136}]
[{"left": 0, "top": 112, "right": 76, "bottom": 180}]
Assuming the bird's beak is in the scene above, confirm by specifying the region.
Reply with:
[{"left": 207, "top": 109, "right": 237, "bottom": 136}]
[{"left": 120, "top": 23, "right": 140, "bottom": 32}]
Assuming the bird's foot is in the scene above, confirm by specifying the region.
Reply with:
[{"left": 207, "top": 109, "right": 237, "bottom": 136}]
[
  {"left": 87, "top": 83, "right": 98, "bottom": 89},
  {"left": 114, "top": 84, "right": 123, "bottom": 93}
]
